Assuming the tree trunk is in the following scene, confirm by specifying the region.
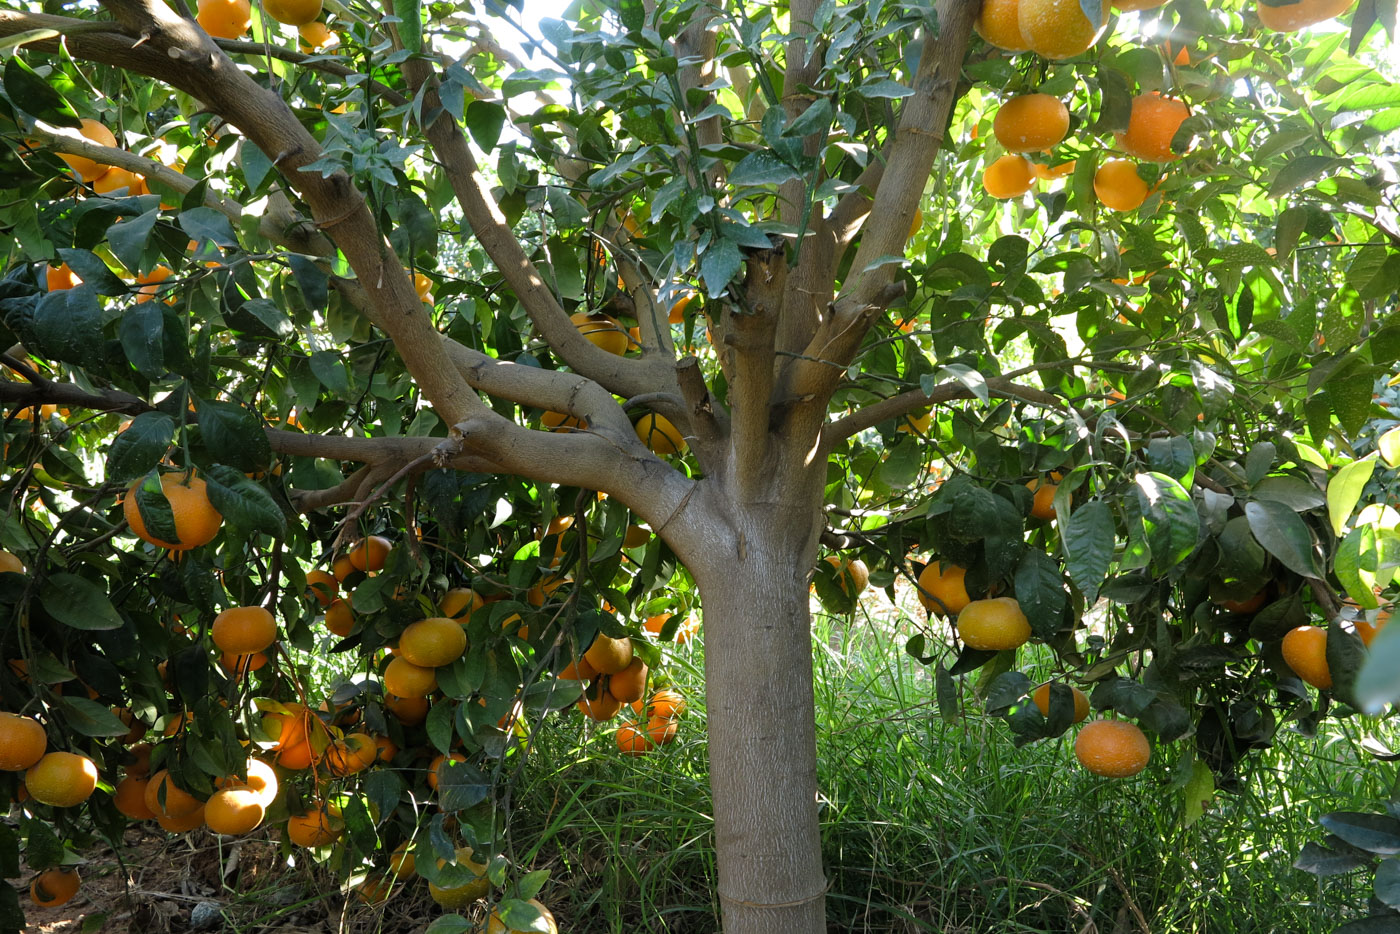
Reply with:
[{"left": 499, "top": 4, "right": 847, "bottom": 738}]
[{"left": 693, "top": 503, "right": 826, "bottom": 933}]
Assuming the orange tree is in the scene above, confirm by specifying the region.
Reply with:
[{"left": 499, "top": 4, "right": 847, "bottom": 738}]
[{"left": 0, "top": 0, "right": 1398, "bottom": 929}]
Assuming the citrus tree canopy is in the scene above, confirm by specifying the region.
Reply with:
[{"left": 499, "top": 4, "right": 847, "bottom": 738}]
[{"left": 0, "top": 0, "right": 1398, "bottom": 929}]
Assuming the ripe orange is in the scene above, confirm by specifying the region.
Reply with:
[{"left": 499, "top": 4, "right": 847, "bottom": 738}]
[
  {"left": 144, "top": 769, "right": 203, "bottom": 819},
  {"left": 385, "top": 693, "right": 430, "bottom": 725},
  {"left": 824, "top": 556, "right": 870, "bottom": 597},
  {"left": 374, "top": 734, "right": 398, "bottom": 763},
  {"left": 57, "top": 119, "right": 117, "bottom": 183},
  {"left": 668, "top": 291, "right": 698, "bottom": 323},
  {"left": 1281, "top": 625, "right": 1331, "bottom": 690},
  {"left": 540, "top": 410, "right": 587, "bottom": 432},
  {"left": 1018, "top": 0, "right": 1106, "bottom": 58},
  {"left": 26, "top": 752, "right": 98, "bottom": 807},
  {"left": 1032, "top": 683, "right": 1090, "bottom": 722},
  {"left": 559, "top": 655, "right": 598, "bottom": 680},
  {"left": 606, "top": 657, "right": 649, "bottom": 704},
  {"left": 584, "top": 634, "right": 634, "bottom": 675},
  {"left": 389, "top": 841, "right": 417, "bottom": 877},
  {"left": 306, "top": 569, "right": 338, "bottom": 606},
  {"left": 578, "top": 682, "right": 623, "bottom": 721},
  {"left": 917, "top": 562, "right": 971, "bottom": 616},
  {"left": 1094, "top": 160, "right": 1150, "bottom": 212},
  {"left": 1031, "top": 159, "right": 1076, "bottom": 180},
  {"left": 332, "top": 554, "right": 357, "bottom": 582},
  {"left": 898, "top": 409, "right": 932, "bottom": 434},
  {"left": 635, "top": 413, "right": 686, "bottom": 455},
  {"left": 632, "top": 689, "right": 687, "bottom": 720},
  {"left": 957, "top": 598, "right": 1032, "bottom": 651},
  {"left": 383, "top": 657, "right": 438, "bottom": 697},
  {"left": 157, "top": 806, "right": 206, "bottom": 833},
  {"left": 571, "top": 312, "right": 629, "bottom": 355},
  {"left": 212, "top": 605, "right": 277, "bottom": 654},
  {"left": 975, "top": 0, "right": 1030, "bottom": 51},
  {"left": 196, "top": 0, "right": 252, "bottom": 37},
  {"left": 1216, "top": 588, "right": 1268, "bottom": 614},
  {"left": 133, "top": 265, "right": 173, "bottom": 304},
  {"left": 216, "top": 758, "right": 278, "bottom": 803},
  {"left": 30, "top": 867, "right": 80, "bottom": 907},
  {"left": 487, "top": 898, "right": 559, "bottom": 934},
  {"left": 993, "top": 94, "right": 1070, "bottom": 153},
  {"left": 219, "top": 650, "right": 268, "bottom": 674},
  {"left": 354, "top": 873, "right": 395, "bottom": 905},
  {"left": 123, "top": 472, "right": 223, "bottom": 551},
  {"left": 287, "top": 805, "right": 343, "bottom": 847},
  {"left": 399, "top": 617, "right": 468, "bottom": 667},
  {"left": 297, "top": 20, "right": 336, "bottom": 49},
  {"left": 0, "top": 713, "right": 47, "bottom": 771},
  {"left": 1355, "top": 607, "right": 1391, "bottom": 647},
  {"left": 205, "top": 787, "right": 265, "bottom": 834},
  {"left": 428, "top": 847, "right": 489, "bottom": 908},
  {"left": 1257, "top": 0, "right": 1354, "bottom": 30},
  {"left": 428, "top": 751, "right": 467, "bottom": 790},
  {"left": 113, "top": 775, "right": 156, "bottom": 820},
  {"left": 93, "top": 166, "right": 143, "bottom": 196},
  {"left": 1026, "top": 477, "right": 1059, "bottom": 520},
  {"left": 983, "top": 155, "right": 1034, "bottom": 199},
  {"left": 1075, "top": 719, "right": 1151, "bottom": 777},
  {"left": 325, "top": 733, "right": 377, "bottom": 777},
  {"left": 348, "top": 535, "right": 391, "bottom": 573},
  {"left": 1115, "top": 93, "right": 1191, "bottom": 163},
  {"left": 45, "top": 263, "right": 82, "bottom": 292},
  {"left": 440, "top": 587, "right": 484, "bottom": 623},
  {"left": 623, "top": 525, "right": 652, "bottom": 549},
  {"left": 616, "top": 722, "right": 651, "bottom": 755},
  {"left": 325, "top": 598, "right": 355, "bottom": 637}
]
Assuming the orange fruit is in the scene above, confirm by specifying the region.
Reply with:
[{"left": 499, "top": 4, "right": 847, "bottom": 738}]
[
  {"left": 113, "top": 775, "right": 156, "bottom": 820},
  {"left": 212, "top": 605, "right": 277, "bottom": 654},
  {"left": 306, "top": 569, "right": 338, "bottom": 606},
  {"left": 1093, "top": 160, "right": 1150, "bottom": 212},
  {"left": 219, "top": 650, "right": 268, "bottom": 674},
  {"left": 541, "top": 410, "right": 587, "bottom": 432},
  {"left": 354, "top": 873, "right": 395, "bottom": 905},
  {"left": 286, "top": 805, "right": 343, "bottom": 847},
  {"left": 584, "top": 634, "right": 634, "bottom": 675},
  {"left": 1281, "top": 625, "right": 1331, "bottom": 690},
  {"left": 57, "top": 119, "right": 117, "bottom": 183},
  {"left": 26, "top": 752, "right": 98, "bottom": 807},
  {"left": 1026, "top": 477, "right": 1059, "bottom": 520},
  {"left": 411, "top": 271, "right": 433, "bottom": 301},
  {"left": 917, "top": 562, "right": 971, "bottom": 616},
  {"left": 440, "top": 587, "right": 484, "bottom": 623},
  {"left": 0, "top": 713, "right": 47, "bottom": 771},
  {"left": 399, "top": 617, "right": 468, "bottom": 667},
  {"left": 578, "top": 682, "right": 623, "bottom": 721},
  {"left": 632, "top": 689, "right": 687, "bottom": 720},
  {"left": 325, "top": 733, "right": 377, "bottom": 777},
  {"left": 1258, "top": 0, "right": 1354, "bottom": 30},
  {"left": 157, "top": 805, "right": 206, "bottom": 833},
  {"left": 143, "top": 769, "right": 203, "bottom": 819},
  {"left": 1162, "top": 40, "right": 1191, "bottom": 65},
  {"left": 606, "top": 657, "right": 649, "bottom": 704},
  {"left": 428, "top": 751, "right": 467, "bottom": 790},
  {"left": 487, "top": 898, "right": 558, "bottom": 934},
  {"left": 975, "top": 0, "right": 1030, "bottom": 51},
  {"left": 216, "top": 758, "right": 278, "bottom": 804},
  {"left": 983, "top": 155, "right": 1035, "bottom": 199},
  {"left": 824, "top": 556, "right": 870, "bottom": 597},
  {"left": 389, "top": 841, "right": 417, "bottom": 877},
  {"left": 623, "top": 525, "right": 652, "bottom": 549},
  {"left": 383, "top": 657, "right": 437, "bottom": 697},
  {"left": 125, "top": 743, "right": 153, "bottom": 779},
  {"left": 332, "top": 554, "right": 357, "bottom": 581},
  {"left": 1216, "top": 588, "right": 1268, "bottom": 614},
  {"left": 123, "top": 472, "right": 223, "bottom": 551},
  {"left": 133, "top": 265, "right": 173, "bottom": 304},
  {"left": 374, "top": 734, "right": 399, "bottom": 763},
  {"left": 993, "top": 94, "right": 1070, "bottom": 153},
  {"left": 1031, "top": 159, "right": 1076, "bottom": 180},
  {"left": 45, "top": 263, "right": 82, "bottom": 292},
  {"left": 1018, "top": 0, "right": 1106, "bottom": 58},
  {"left": 570, "top": 312, "right": 629, "bottom": 355},
  {"left": 1032, "top": 684, "right": 1090, "bottom": 722},
  {"left": 196, "top": 0, "right": 251, "bottom": 36},
  {"left": 668, "top": 291, "right": 698, "bottom": 323},
  {"left": 647, "top": 714, "right": 679, "bottom": 746},
  {"left": 1074, "top": 719, "right": 1151, "bottom": 777},
  {"left": 616, "top": 722, "right": 651, "bottom": 755},
  {"left": 93, "top": 166, "right": 143, "bottom": 196},
  {"left": 324, "top": 598, "right": 355, "bottom": 637},
  {"left": 1115, "top": 93, "right": 1191, "bottom": 163},
  {"left": 297, "top": 19, "right": 336, "bottom": 48},
  {"left": 205, "top": 787, "right": 265, "bottom": 835},
  {"left": 957, "top": 598, "right": 1032, "bottom": 651},
  {"left": 428, "top": 847, "right": 489, "bottom": 908},
  {"left": 348, "top": 535, "right": 391, "bottom": 573},
  {"left": 385, "top": 693, "right": 430, "bottom": 725},
  {"left": 559, "top": 655, "right": 598, "bottom": 680},
  {"left": 1355, "top": 607, "right": 1391, "bottom": 647},
  {"left": 30, "top": 867, "right": 80, "bottom": 907},
  {"left": 635, "top": 413, "right": 686, "bottom": 455}
]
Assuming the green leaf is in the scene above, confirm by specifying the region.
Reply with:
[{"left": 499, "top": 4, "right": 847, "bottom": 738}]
[
  {"left": 32, "top": 287, "right": 102, "bottom": 369},
  {"left": 56, "top": 248, "right": 127, "bottom": 295},
  {"left": 1320, "top": 811, "right": 1400, "bottom": 856},
  {"left": 423, "top": 917, "right": 473, "bottom": 934},
  {"left": 106, "top": 413, "right": 175, "bottom": 484},
  {"left": 496, "top": 898, "right": 551, "bottom": 932},
  {"left": 1244, "top": 500, "right": 1321, "bottom": 579},
  {"left": 1132, "top": 472, "right": 1200, "bottom": 573},
  {"left": 39, "top": 574, "right": 124, "bottom": 630},
  {"left": 1375, "top": 856, "right": 1400, "bottom": 910},
  {"left": 465, "top": 100, "right": 507, "bottom": 154},
  {"left": 118, "top": 302, "right": 166, "bottom": 380},
  {"left": 1267, "top": 155, "right": 1344, "bottom": 198},
  {"left": 3, "top": 57, "right": 80, "bottom": 126},
  {"left": 105, "top": 208, "right": 158, "bottom": 274},
  {"left": 1336, "top": 525, "right": 1383, "bottom": 608},
  {"left": 699, "top": 236, "right": 743, "bottom": 298},
  {"left": 729, "top": 151, "right": 800, "bottom": 187},
  {"left": 518, "top": 868, "right": 550, "bottom": 900},
  {"left": 310, "top": 350, "right": 349, "bottom": 394},
  {"left": 935, "top": 662, "right": 958, "bottom": 722},
  {"left": 1013, "top": 549, "right": 1067, "bottom": 640},
  {"left": 393, "top": 0, "right": 422, "bottom": 52},
  {"left": 437, "top": 758, "right": 489, "bottom": 812},
  {"left": 178, "top": 207, "right": 238, "bottom": 247},
  {"left": 195, "top": 398, "right": 272, "bottom": 472},
  {"left": 1182, "top": 760, "right": 1215, "bottom": 828},
  {"left": 58, "top": 696, "right": 132, "bottom": 737},
  {"left": 1327, "top": 619, "right": 1369, "bottom": 709},
  {"left": 201, "top": 465, "right": 286, "bottom": 536},
  {"left": 1063, "top": 501, "right": 1115, "bottom": 603}
]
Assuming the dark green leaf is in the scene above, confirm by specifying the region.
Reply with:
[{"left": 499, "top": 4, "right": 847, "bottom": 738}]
[
  {"left": 1014, "top": 550, "right": 1067, "bottom": 640},
  {"left": 56, "top": 248, "right": 127, "bottom": 295},
  {"left": 1320, "top": 812, "right": 1400, "bottom": 856},
  {"left": 393, "top": 0, "right": 422, "bottom": 51},
  {"left": 729, "top": 151, "right": 800, "bottom": 187},
  {"left": 32, "top": 286, "right": 102, "bottom": 368},
  {"left": 178, "top": 207, "right": 238, "bottom": 247},
  {"left": 935, "top": 661, "right": 958, "bottom": 722},
  {"left": 39, "top": 574, "right": 124, "bottom": 630},
  {"left": 4, "top": 57, "right": 79, "bottom": 126},
  {"left": 465, "top": 100, "right": 507, "bottom": 154},
  {"left": 195, "top": 398, "right": 272, "bottom": 472},
  {"left": 700, "top": 236, "right": 743, "bottom": 298},
  {"left": 1133, "top": 472, "right": 1200, "bottom": 573},
  {"left": 105, "top": 208, "right": 158, "bottom": 274},
  {"left": 1063, "top": 501, "right": 1115, "bottom": 603},
  {"left": 106, "top": 413, "right": 175, "bottom": 484},
  {"left": 118, "top": 302, "right": 166, "bottom": 379},
  {"left": 201, "top": 465, "right": 285, "bottom": 536},
  {"left": 1293, "top": 840, "right": 1368, "bottom": 877},
  {"left": 1244, "top": 500, "right": 1321, "bottom": 579},
  {"left": 58, "top": 696, "right": 132, "bottom": 737}
]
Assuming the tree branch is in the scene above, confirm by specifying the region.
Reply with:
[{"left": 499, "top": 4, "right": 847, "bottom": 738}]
[{"left": 730, "top": 247, "right": 784, "bottom": 495}]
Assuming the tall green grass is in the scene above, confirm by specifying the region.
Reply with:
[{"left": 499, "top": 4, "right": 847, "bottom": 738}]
[{"left": 504, "top": 606, "right": 1392, "bottom": 933}]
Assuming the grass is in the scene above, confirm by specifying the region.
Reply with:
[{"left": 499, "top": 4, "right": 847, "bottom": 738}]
[{"left": 502, "top": 597, "right": 1396, "bottom": 933}]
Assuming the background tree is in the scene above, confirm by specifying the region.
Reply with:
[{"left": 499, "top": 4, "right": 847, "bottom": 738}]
[{"left": 0, "top": 0, "right": 1397, "bottom": 930}]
